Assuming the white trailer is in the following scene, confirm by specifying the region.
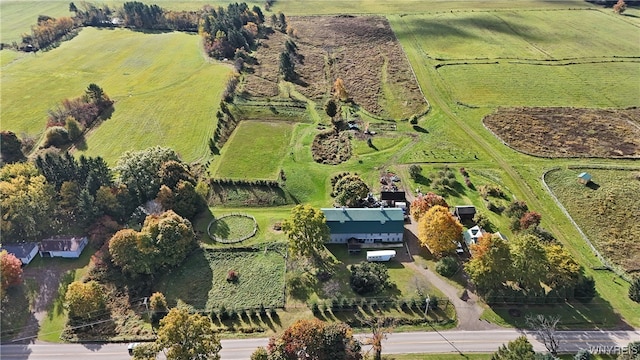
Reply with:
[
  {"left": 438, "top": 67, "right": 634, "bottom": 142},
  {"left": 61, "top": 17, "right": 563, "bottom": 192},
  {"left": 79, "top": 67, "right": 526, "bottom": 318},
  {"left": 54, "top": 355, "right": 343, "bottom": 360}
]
[{"left": 366, "top": 250, "right": 396, "bottom": 262}]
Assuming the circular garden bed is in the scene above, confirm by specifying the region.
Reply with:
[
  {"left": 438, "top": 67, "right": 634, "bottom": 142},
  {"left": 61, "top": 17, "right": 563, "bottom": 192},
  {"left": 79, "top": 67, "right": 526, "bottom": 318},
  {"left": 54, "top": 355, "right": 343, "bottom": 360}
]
[{"left": 207, "top": 214, "right": 258, "bottom": 244}]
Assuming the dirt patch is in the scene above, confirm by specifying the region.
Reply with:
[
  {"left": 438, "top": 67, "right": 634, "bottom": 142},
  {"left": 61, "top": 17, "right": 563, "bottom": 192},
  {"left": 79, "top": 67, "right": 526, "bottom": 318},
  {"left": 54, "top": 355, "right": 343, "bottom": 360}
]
[
  {"left": 243, "top": 16, "right": 427, "bottom": 118},
  {"left": 312, "top": 130, "right": 352, "bottom": 164},
  {"left": 484, "top": 107, "right": 640, "bottom": 158}
]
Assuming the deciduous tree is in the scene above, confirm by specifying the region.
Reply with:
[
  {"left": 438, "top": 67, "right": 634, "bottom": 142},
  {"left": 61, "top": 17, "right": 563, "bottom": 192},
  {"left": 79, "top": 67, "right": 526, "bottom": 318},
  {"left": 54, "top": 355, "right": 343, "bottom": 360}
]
[
  {"left": 0, "top": 131, "right": 25, "bottom": 164},
  {"left": 410, "top": 192, "right": 448, "bottom": 222},
  {"left": 333, "top": 174, "right": 369, "bottom": 207},
  {"left": 491, "top": 336, "right": 536, "bottom": 360},
  {"left": 115, "top": 146, "right": 180, "bottom": 203},
  {"left": 545, "top": 244, "right": 581, "bottom": 289},
  {"left": 282, "top": 205, "right": 329, "bottom": 258},
  {"left": 525, "top": 314, "right": 560, "bottom": 356},
  {"left": 0, "top": 250, "right": 23, "bottom": 294},
  {"left": 350, "top": 262, "right": 389, "bottom": 295},
  {"left": 417, "top": 205, "right": 462, "bottom": 258},
  {"left": 613, "top": 0, "right": 627, "bottom": 14},
  {"left": 408, "top": 164, "right": 422, "bottom": 180},
  {"left": 156, "top": 308, "right": 221, "bottom": 360},
  {"left": 519, "top": 211, "right": 542, "bottom": 230},
  {"left": 510, "top": 234, "right": 548, "bottom": 290},
  {"left": 65, "top": 280, "right": 106, "bottom": 320},
  {"left": 0, "top": 162, "right": 55, "bottom": 240},
  {"left": 334, "top": 78, "right": 348, "bottom": 101},
  {"left": 466, "top": 236, "right": 512, "bottom": 293},
  {"left": 267, "top": 319, "right": 361, "bottom": 360}
]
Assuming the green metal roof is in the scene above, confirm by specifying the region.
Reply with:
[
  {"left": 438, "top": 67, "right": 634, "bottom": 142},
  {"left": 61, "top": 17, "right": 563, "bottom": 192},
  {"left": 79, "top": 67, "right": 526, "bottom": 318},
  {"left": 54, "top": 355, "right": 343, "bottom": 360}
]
[{"left": 321, "top": 208, "right": 405, "bottom": 234}]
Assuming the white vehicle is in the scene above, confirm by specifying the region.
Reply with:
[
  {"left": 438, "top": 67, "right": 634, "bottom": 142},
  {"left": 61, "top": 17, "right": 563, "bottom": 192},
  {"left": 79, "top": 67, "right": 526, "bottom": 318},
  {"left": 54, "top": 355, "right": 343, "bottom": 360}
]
[
  {"left": 366, "top": 250, "right": 396, "bottom": 262},
  {"left": 128, "top": 342, "right": 140, "bottom": 356}
]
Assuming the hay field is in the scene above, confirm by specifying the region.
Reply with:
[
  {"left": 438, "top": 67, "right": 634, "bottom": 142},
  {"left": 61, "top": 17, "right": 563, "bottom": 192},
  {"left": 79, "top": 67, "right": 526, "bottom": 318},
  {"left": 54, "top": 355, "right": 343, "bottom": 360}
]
[
  {"left": 1, "top": 27, "right": 232, "bottom": 163},
  {"left": 390, "top": 9, "right": 640, "bottom": 108},
  {"left": 213, "top": 121, "right": 294, "bottom": 180},
  {"left": 545, "top": 168, "right": 640, "bottom": 274}
]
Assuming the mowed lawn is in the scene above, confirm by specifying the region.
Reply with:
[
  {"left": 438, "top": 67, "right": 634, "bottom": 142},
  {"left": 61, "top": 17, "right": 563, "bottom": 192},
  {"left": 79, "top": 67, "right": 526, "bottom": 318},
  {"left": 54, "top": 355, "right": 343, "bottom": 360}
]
[
  {"left": 545, "top": 168, "right": 640, "bottom": 275},
  {"left": 213, "top": 121, "right": 294, "bottom": 180},
  {"left": 1, "top": 27, "right": 232, "bottom": 163},
  {"left": 0, "top": 1, "right": 72, "bottom": 43},
  {"left": 155, "top": 247, "right": 286, "bottom": 311}
]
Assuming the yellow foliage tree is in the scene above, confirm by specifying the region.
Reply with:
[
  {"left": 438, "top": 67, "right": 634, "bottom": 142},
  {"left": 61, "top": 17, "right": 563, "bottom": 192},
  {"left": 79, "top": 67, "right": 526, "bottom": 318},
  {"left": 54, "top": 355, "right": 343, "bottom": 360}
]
[
  {"left": 334, "top": 78, "right": 348, "bottom": 101},
  {"left": 417, "top": 205, "right": 462, "bottom": 258},
  {"left": 65, "top": 281, "right": 106, "bottom": 320}
]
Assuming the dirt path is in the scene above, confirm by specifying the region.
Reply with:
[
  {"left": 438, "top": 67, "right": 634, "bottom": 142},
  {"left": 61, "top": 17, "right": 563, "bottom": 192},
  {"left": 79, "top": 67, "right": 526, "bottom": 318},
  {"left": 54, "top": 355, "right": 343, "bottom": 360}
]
[{"left": 10, "top": 265, "right": 73, "bottom": 344}]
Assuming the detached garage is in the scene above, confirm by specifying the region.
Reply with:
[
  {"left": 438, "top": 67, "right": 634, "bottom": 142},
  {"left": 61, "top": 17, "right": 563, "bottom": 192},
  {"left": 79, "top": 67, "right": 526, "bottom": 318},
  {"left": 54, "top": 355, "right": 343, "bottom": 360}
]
[
  {"left": 39, "top": 236, "right": 88, "bottom": 258},
  {"left": 0, "top": 243, "right": 39, "bottom": 265}
]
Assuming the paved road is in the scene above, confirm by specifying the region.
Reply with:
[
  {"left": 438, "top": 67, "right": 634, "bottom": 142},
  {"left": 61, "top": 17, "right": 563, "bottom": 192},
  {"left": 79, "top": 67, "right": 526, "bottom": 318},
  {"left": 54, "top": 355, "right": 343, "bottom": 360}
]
[{"left": 2, "top": 330, "right": 638, "bottom": 359}]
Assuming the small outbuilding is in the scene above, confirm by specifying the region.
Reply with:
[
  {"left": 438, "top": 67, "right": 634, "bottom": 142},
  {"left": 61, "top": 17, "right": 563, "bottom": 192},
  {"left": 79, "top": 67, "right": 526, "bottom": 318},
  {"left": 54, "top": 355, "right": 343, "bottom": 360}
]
[
  {"left": 0, "top": 243, "right": 39, "bottom": 265},
  {"left": 454, "top": 205, "right": 476, "bottom": 222},
  {"left": 577, "top": 172, "right": 592, "bottom": 185},
  {"left": 463, "top": 225, "right": 485, "bottom": 247},
  {"left": 39, "top": 236, "right": 88, "bottom": 258}
]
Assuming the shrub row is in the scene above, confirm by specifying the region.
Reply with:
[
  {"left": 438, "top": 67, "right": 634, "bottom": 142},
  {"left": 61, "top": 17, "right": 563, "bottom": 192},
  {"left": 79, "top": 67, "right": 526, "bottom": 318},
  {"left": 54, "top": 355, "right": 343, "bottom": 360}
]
[{"left": 209, "top": 178, "right": 280, "bottom": 188}]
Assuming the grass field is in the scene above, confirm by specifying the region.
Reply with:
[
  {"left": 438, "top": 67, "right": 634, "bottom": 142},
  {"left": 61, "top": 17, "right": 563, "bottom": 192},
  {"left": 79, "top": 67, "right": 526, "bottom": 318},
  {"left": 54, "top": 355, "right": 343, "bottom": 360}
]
[
  {"left": 545, "top": 168, "right": 640, "bottom": 274},
  {"left": 155, "top": 246, "right": 286, "bottom": 310},
  {"left": 1, "top": 27, "right": 231, "bottom": 164},
  {"left": 212, "top": 121, "right": 294, "bottom": 180}
]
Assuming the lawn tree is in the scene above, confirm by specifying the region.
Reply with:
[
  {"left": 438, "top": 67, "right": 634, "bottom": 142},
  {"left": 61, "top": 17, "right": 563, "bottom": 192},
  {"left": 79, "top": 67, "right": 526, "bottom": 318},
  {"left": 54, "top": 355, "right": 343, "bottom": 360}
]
[
  {"left": 629, "top": 276, "right": 640, "bottom": 303},
  {"left": 491, "top": 336, "right": 536, "bottom": 360},
  {"left": 115, "top": 146, "right": 180, "bottom": 204},
  {"left": 282, "top": 204, "right": 329, "bottom": 258},
  {"left": 266, "top": 319, "right": 361, "bottom": 360},
  {"left": 465, "top": 235, "right": 512, "bottom": 294},
  {"left": 510, "top": 234, "right": 548, "bottom": 291},
  {"left": 0, "top": 250, "right": 23, "bottom": 296},
  {"left": 544, "top": 244, "right": 582, "bottom": 289},
  {"left": 109, "top": 228, "right": 155, "bottom": 275},
  {"left": 410, "top": 192, "right": 448, "bottom": 222},
  {"left": 65, "top": 281, "right": 106, "bottom": 321},
  {"left": 156, "top": 308, "right": 221, "bottom": 360},
  {"left": 149, "top": 292, "right": 169, "bottom": 323},
  {"left": 526, "top": 314, "right": 560, "bottom": 356},
  {"left": 349, "top": 262, "right": 389, "bottom": 295},
  {"left": 142, "top": 210, "right": 196, "bottom": 269},
  {"left": 249, "top": 347, "right": 268, "bottom": 360},
  {"left": 408, "top": 164, "right": 422, "bottom": 180},
  {"left": 519, "top": 211, "right": 542, "bottom": 230},
  {"left": 613, "top": 0, "right": 627, "bottom": 14},
  {"left": 573, "top": 275, "right": 597, "bottom": 303},
  {"left": 362, "top": 316, "right": 395, "bottom": 360},
  {"left": 0, "top": 162, "right": 55, "bottom": 240},
  {"left": 417, "top": 205, "right": 462, "bottom": 258},
  {"left": 159, "top": 160, "right": 195, "bottom": 190},
  {"left": 333, "top": 174, "right": 369, "bottom": 207}
]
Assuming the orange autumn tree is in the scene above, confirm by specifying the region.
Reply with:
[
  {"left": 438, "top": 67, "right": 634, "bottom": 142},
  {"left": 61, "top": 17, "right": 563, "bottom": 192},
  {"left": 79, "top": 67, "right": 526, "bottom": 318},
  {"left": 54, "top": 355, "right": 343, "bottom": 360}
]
[
  {"left": 334, "top": 78, "right": 349, "bottom": 101},
  {"left": 410, "top": 192, "right": 448, "bottom": 222},
  {"left": 417, "top": 205, "right": 462, "bottom": 258},
  {"left": 0, "top": 250, "right": 22, "bottom": 296}
]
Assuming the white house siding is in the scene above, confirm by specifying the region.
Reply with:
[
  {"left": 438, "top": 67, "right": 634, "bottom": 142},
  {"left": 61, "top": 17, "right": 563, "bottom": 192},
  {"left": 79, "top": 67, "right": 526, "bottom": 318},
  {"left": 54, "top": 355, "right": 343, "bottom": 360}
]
[
  {"left": 329, "top": 232, "right": 404, "bottom": 243},
  {"left": 22, "top": 246, "right": 39, "bottom": 264}
]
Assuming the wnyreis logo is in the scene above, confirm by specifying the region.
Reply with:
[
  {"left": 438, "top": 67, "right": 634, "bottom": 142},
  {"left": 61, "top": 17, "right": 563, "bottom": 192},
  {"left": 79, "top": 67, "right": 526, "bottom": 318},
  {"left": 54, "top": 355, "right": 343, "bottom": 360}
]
[{"left": 589, "top": 345, "right": 639, "bottom": 355}]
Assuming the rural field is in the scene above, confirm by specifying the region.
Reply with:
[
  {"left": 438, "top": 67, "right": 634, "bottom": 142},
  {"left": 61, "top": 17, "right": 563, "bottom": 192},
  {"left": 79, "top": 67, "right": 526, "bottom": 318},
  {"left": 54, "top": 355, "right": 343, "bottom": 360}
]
[
  {"left": 1, "top": 27, "right": 231, "bottom": 164},
  {"left": 545, "top": 168, "right": 640, "bottom": 275},
  {"left": 1, "top": 0, "right": 640, "bottom": 348}
]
